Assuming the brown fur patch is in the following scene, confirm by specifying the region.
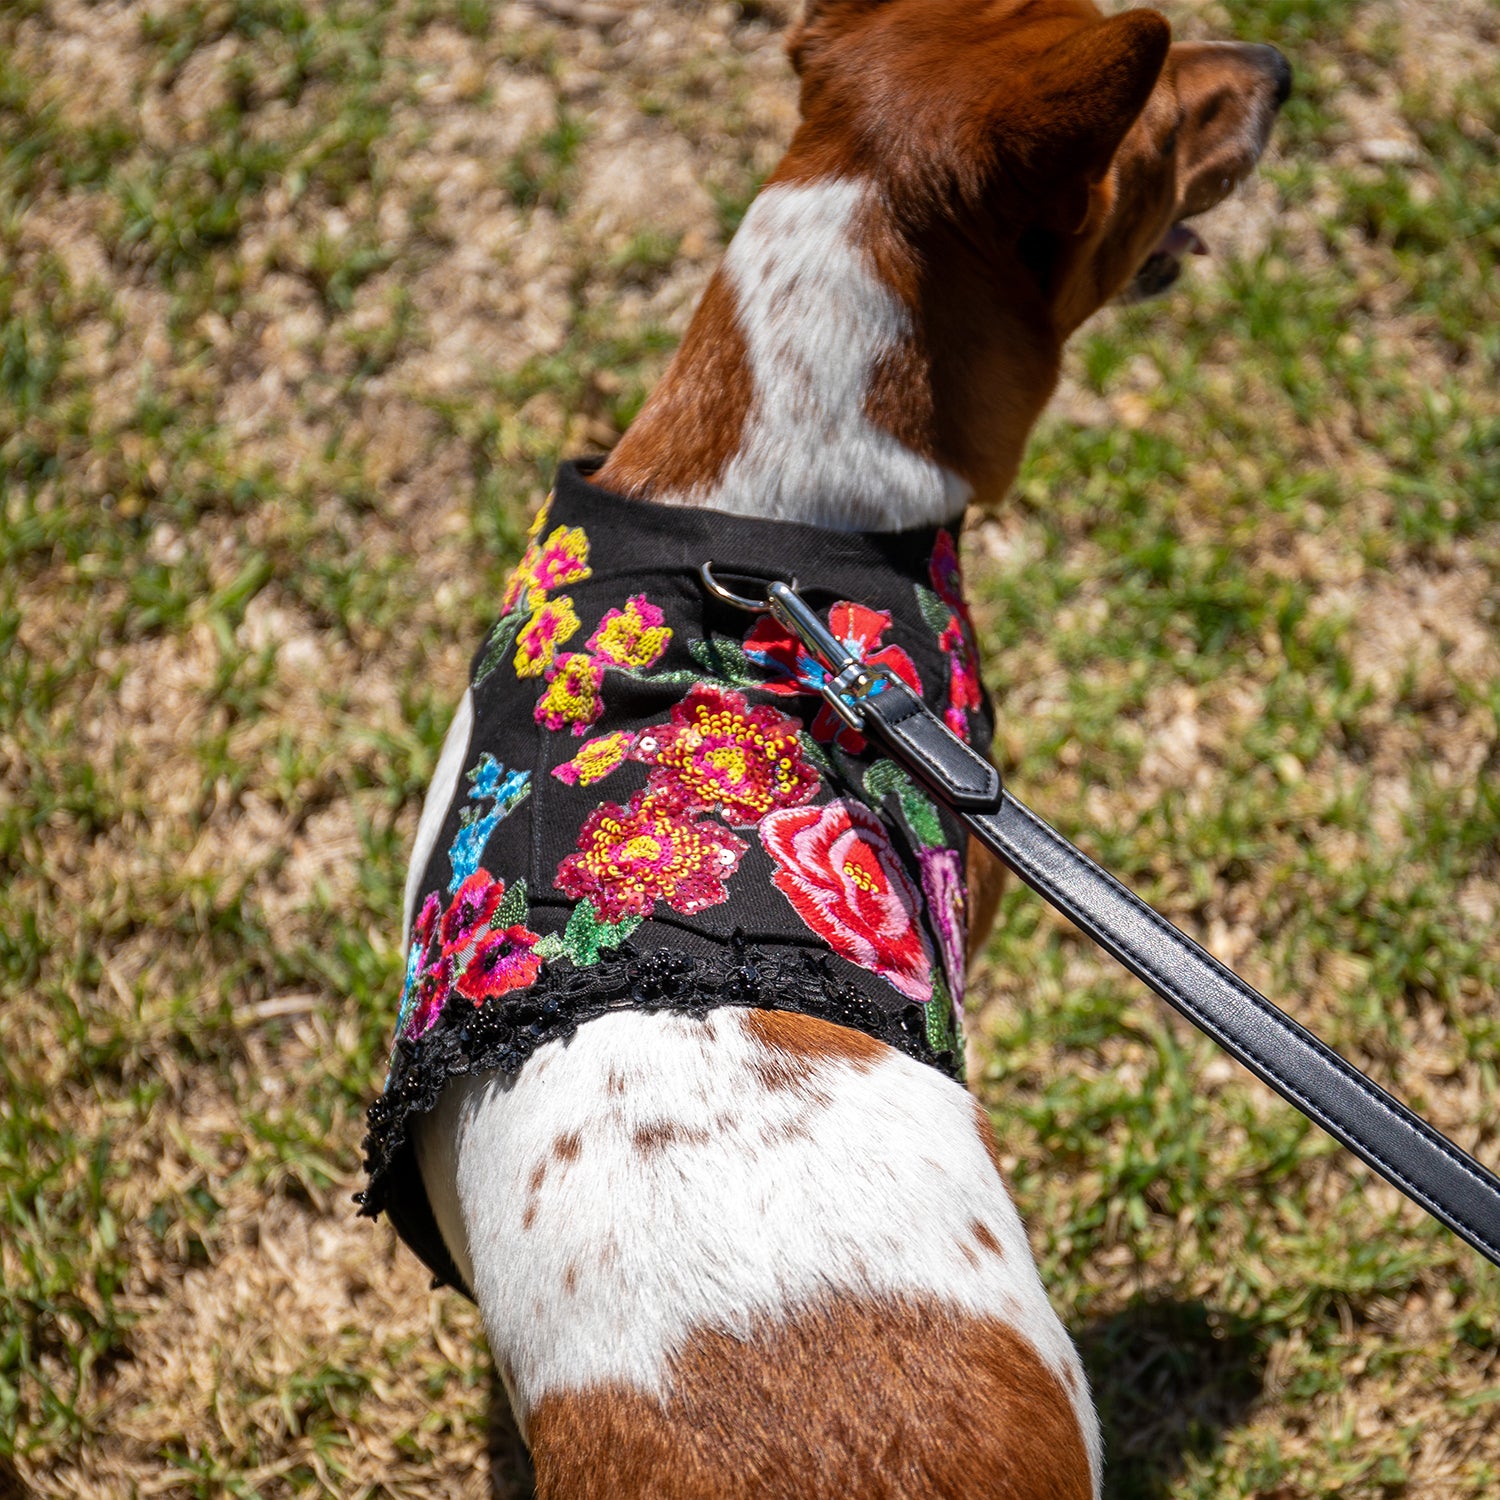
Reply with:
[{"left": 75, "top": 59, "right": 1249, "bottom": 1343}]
[
  {"left": 973, "top": 1220, "right": 1005, "bottom": 1259},
  {"left": 527, "top": 1296, "right": 1091, "bottom": 1499},
  {"left": 553, "top": 1131, "right": 583, "bottom": 1164},
  {"left": 742, "top": 1009, "right": 889, "bottom": 1095},
  {"left": 633, "top": 1121, "right": 711, "bottom": 1155},
  {"left": 972, "top": 1097, "right": 1007, "bottom": 1182}
]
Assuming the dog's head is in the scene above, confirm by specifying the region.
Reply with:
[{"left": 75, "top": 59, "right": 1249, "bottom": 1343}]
[{"left": 785, "top": 0, "right": 1290, "bottom": 333}]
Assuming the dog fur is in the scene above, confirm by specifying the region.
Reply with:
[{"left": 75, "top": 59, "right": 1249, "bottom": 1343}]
[{"left": 408, "top": 3, "right": 1289, "bottom": 1495}]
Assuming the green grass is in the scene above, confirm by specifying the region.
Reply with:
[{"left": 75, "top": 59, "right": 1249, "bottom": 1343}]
[{"left": 1, "top": 0, "right": 1497, "bottom": 1495}]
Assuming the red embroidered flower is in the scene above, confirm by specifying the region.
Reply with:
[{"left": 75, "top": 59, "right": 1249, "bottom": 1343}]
[
  {"left": 742, "top": 602, "right": 923, "bottom": 752},
  {"left": 939, "top": 617, "right": 983, "bottom": 740},
  {"left": 440, "top": 870, "right": 506, "bottom": 952},
  {"left": 455, "top": 924, "right": 544, "bottom": 1000},
  {"left": 413, "top": 890, "right": 441, "bottom": 951},
  {"left": 634, "top": 684, "right": 818, "bottom": 826},
  {"left": 556, "top": 790, "right": 747, "bottom": 922},
  {"left": 760, "top": 799, "right": 933, "bottom": 1002},
  {"left": 404, "top": 956, "right": 453, "bottom": 1040}
]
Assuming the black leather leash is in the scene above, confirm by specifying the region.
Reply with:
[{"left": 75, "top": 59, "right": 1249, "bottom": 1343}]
[{"left": 700, "top": 564, "right": 1500, "bottom": 1270}]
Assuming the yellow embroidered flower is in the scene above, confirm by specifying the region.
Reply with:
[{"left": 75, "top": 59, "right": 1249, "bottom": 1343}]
[
  {"left": 586, "top": 594, "right": 671, "bottom": 670},
  {"left": 514, "top": 597, "right": 581, "bottom": 679},
  {"left": 552, "top": 730, "right": 636, "bottom": 787},
  {"left": 500, "top": 518, "right": 591, "bottom": 615},
  {"left": 535, "top": 653, "right": 604, "bottom": 735}
]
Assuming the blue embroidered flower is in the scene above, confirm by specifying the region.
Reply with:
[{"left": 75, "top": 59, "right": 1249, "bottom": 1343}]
[{"left": 448, "top": 756, "right": 531, "bottom": 891}]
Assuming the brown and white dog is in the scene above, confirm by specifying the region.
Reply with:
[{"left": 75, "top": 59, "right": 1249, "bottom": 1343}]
[{"left": 413, "top": 3, "right": 1289, "bottom": 1494}]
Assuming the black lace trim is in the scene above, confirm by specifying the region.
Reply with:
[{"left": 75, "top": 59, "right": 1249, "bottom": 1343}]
[{"left": 358, "top": 936, "right": 957, "bottom": 1222}]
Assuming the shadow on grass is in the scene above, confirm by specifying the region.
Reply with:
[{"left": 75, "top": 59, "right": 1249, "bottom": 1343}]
[{"left": 1077, "top": 1296, "right": 1266, "bottom": 1499}]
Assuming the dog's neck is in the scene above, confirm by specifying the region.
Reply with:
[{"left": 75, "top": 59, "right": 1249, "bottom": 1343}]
[{"left": 595, "top": 170, "right": 1059, "bottom": 532}]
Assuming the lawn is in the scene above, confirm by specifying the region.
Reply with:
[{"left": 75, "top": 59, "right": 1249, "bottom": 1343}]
[{"left": 1, "top": 0, "right": 1497, "bottom": 1495}]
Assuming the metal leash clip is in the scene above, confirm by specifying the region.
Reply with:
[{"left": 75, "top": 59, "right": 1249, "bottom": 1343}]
[{"left": 698, "top": 562, "right": 888, "bottom": 732}]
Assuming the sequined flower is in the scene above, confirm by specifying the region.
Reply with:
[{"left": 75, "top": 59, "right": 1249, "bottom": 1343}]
[
  {"left": 586, "top": 594, "right": 672, "bottom": 670},
  {"left": 552, "top": 730, "right": 636, "bottom": 787},
  {"left": 499, "top": 520, "right": 591, "bottom": 615},
  {"left": 556, "top": 790, "right": 747, "bottom": 922},
  {"left": 455, "top": 924, "right": 544, "bottom": 1000},
  {"left": 743, "top": 602, "right": 923, "bottom": 752},
  {"left": 634, "top": 684, "right": 818, "bottom": 826},
  {"left": 535, "top": 652, "right": 604, "bottom": 735},
  {"left": 440, "top": 870, "right": 506, "bottom": 953},
  {"left": 917, "top": 845, "right": 968, "bottom": 1013},
  {"left": 761, "top": 799, "right": 933, "bottom": 1002},
  {"left": 514, "top": 597, "right": 581, "bottom": 679}
]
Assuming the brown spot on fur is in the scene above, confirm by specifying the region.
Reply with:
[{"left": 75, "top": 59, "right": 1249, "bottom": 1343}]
[
  {"left": 595, "top": 269, "right": 753, "bottom": 501},
  {"left": 633, "top": 1121, "right": 711, "bottom": 1155},
  {"left": 563, "top": 1263, "right": 579, "bottom": 1296},
  {"left": 744, "top": 1010, "right": 887, "bottom": 1097},
  {"left": 528, "top": 1295, "right": 1092, "bottom": 1499},
  {"left": 608, "top": 1068, "right": 627, "bottom": 1096},
  {"left": 522, "top": 1202, "right": 538, "bottom": 1231},
  {"left": 972, "top": 1220, "right": 1005, "bottom": 1259},
  {"left": 554, "top": 1131, "right": 582, "bottom": 1164},
  {"left": 529, "top": 1161, "right": 547, "bottom": 1195},
  {"left": 972, "top": 1098, "right": 1007, "bottom": 1182}
]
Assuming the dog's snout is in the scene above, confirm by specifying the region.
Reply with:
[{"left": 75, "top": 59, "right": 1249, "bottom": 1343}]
[{"left": 1261, "top": 45, "right": 1294, "bottom": 108}]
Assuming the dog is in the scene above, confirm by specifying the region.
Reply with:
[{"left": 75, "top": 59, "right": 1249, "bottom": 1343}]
[{"left": 361, "top": 3, "right": 1290, "bottom": 1494}]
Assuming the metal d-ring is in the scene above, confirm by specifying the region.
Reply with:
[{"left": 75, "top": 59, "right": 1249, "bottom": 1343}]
[{"left": 697, "top": 561, "right": 791, "bottom": 614}]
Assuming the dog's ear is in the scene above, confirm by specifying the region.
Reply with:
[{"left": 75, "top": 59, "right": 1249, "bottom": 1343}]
[{"left": 1022, "top": 9, "right": 1171, "bottom": 231}]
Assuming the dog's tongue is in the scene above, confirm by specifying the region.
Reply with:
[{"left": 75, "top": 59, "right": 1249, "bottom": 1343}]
[{"left": 1157, "top": 222, "right": 1209, "bottom": 258}]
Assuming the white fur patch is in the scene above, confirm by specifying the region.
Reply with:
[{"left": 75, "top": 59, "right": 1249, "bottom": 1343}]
[
  {"left": 670, "top": 179, "right": 971, "bottom": 531},
  {"left": 401, "top": 688, "right": 474, "bottom": 946},
  {"left": 414, "top": 1009, "right": 1100, "bottom": 1489}
]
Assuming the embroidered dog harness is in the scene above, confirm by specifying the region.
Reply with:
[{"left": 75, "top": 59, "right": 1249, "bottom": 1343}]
[{"left": 360, "top": 460, "right": 994, "bottom": 1291}]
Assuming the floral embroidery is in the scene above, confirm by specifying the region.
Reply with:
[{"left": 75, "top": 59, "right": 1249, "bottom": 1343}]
[
  {"left": 586, "top": 594, "right": 672, "bottom": 671},
  {"left": 514, "top": 597, "right": 581, "bottom": 679},
  {"left": 919, "top": 530, "right": 984, "bottom": 743},
  {"left": 397, "top": 870, "right": 542, "bottom": 1041},
  {"left": 552, "top": 730, "right": 637, "bottom": 787},
  {"left": 633, "top": 684, "right": 818, "bottom": 826},
  {"left": 760, "top": 799, "right": 933, "bottom": 1003},
  {"left": 743, "top": 602, "right": 923, "bottom": 752},
  {"left": 917, "top": 846, "right": 968, "bottom": 1014},
  {"left": 536, "top": 652, "right": 605, "bottom": 734},
  {"left": 530, "top": 524, "right": 592, "bottom": 594},
  {"left": 449, "top": 755, "right": 531, "bottom": 892},
  {"left": 556, "top": 790, "right": 747, "bottom": 922}
]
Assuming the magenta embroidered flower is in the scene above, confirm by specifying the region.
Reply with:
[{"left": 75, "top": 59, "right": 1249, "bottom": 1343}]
[
  {"left": 499, "top": 519, "right": 591, "bottom": 615},
  {"left": 404, "top": 956, "right": 454, "bottom": 1040},
  {"left": 514, "top": 597, "right": 581, "bottom": 679},
  {"left": 743, "top": 601, "right": 924, "bottom": 752},
  {"left": 455, "top": 924, "right": 544, "bottom": 1000},
  {"left": 917, "top": 845, "right": 968, "bottom": 1011},
  {"left": 413, "top": 890, "right": 441, "bottom": 951},
  {"left": 586, "top": 594, "right": 672, "bottom": 670},
  {"left": 440, "top": 870, "right": 506, "bottom": 952},
  {"left": 634, "top": 684, "right": 818, "bottom": 826},
  {"left": 552, "top": 730, "right": 636, "bottom": 787},
  {"left": 535, "top": 652, "right": 605, "bottom": 734},
  {"left": 938, "top": 616, "right": 983, "bottom": 740},
  {"left": 556, "top": 790, "right": 747, "bottom": 922},
  {"left": 761, "top": 799, "right": 933, "bottom": 1002}
]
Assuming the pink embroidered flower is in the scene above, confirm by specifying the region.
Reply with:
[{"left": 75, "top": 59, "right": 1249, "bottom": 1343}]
[
  {"left": 455, "top": 924, "right": 544, "bottom": 1000},
  {"left": 404, "top": 956, "right": 453, "bottom": 1040},
  {"left": 634, "top": 684, "right": 818, "bottom": 826},
  {"left": 440, "top": 870, "right": 506, "bottom": 952},
  {"left": 930, "top": 530, "right": 974, "bottom": 630},
  {"left": 514, "top": 597, "right": 581, "bottom": 679},
  {"left": 556, "top": 790, "right": 747, "bottom": 922},
  {"left": 938, "top": 617, "right": 983, "bottom": 740},
  {"left": 499, "top": 520, "right": 591, "bottom": 614},
  {"left": 535, "top": 652, "right": 604, "bottom": 734},
  {"left": 918, "top": 845, "right": 968, "bottom": 1013},
  {"left": 586, "top": 594, "right": 671, "bottom": 670},
  {"left": 743, "top": 602, "right": 923, "bottom": 752},
  {"left": 413, "top": 890, "right": 441, "bottom": 951},
  {"left": 552, "top": 730, "right": 636, "bottom": 787},
  {"left": 761, "top": 799, "right": 933, "bottom": 1002}
]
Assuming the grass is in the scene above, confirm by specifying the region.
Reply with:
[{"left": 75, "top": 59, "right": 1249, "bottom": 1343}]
[{"left": 1, "top": 0, "right": 1497, "bottom": 1495}]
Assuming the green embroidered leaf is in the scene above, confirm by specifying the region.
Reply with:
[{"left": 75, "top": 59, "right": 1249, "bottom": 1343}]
[
  {"left": 627, "top": 667, "right": 699, "bottom": 690},
  {"left": 863, "top": 759, "right": 946, "bottom": 848},
  {"left": 913, "top": 582, "right": 953, "bottom": 637},
  {"left": 798, "top": 731, "right": 833, "bottom": 775},
  {"left": 496, "top": 879, "right": 528, "bottom": 927},
  {"left": 475, "top": 611, "right": 524, "bottom": 684},
  {"left": 925, "top": 974, "right": 959, "bottom": 1055},
  {"left": 534, "top": 933, "right": 565, "bottom": 960},
  {"left": 561, "top": 898, "right": 643, "bottom": 967},
  {"left": 688, "top": 636, "right": 753, "bottom": 685}
]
